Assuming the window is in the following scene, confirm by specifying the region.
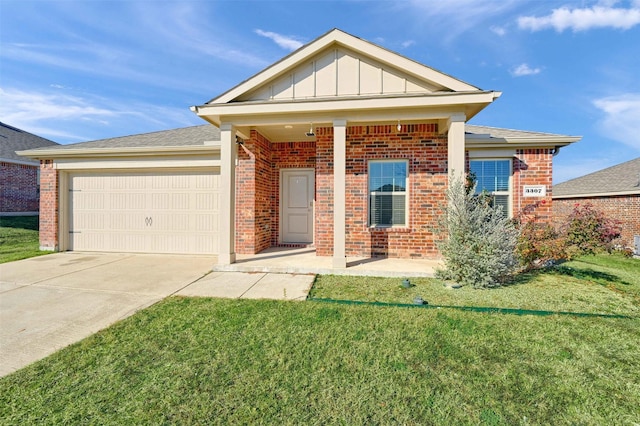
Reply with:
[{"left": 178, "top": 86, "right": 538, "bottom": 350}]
[
  {"left": 369, "top": 160, "right": 408, "bottom": 226},
  {"left": 469, "top": 159, "right": 511, "bottom": 215}
]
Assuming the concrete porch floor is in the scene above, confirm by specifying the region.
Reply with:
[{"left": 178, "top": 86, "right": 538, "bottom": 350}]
[{"left": 213, "top": 247, "right": 442, "bottom": 277}]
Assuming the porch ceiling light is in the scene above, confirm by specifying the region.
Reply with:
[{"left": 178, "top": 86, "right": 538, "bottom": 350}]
[{"left": 305, "top": 123, "right": 315, "bottom": 137}]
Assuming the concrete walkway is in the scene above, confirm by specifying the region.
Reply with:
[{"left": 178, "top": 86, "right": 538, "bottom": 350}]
[{"left": 0, "top": 253, "right": 314, "bottom": 377}]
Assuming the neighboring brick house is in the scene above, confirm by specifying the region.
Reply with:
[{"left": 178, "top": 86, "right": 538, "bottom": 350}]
[
  {"left": 1, "top": 122, "right": 58, "bottom": 215},
  {"left": 553, "top": 157, "right": 640, "bottom": 251},
  {"left": 20, "top": 29, "right": 580, "bottom": 268}
]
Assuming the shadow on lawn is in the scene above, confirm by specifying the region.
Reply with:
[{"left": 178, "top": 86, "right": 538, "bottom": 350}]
[
  {"left": 0, "top": 216, "right": 39, "bottom": 231},
  {"left": 513, "top": 263, "right": 630, "bottom": 288}
]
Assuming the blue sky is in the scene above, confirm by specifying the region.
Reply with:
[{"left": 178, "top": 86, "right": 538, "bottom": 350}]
[{"left": 1, "top": 0, "right": 639, "bottom": 183}]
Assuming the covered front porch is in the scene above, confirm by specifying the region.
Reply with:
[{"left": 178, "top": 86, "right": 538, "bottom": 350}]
[
  {"left": 191, "top": 29, "right": 500, "bottom": 269},
  {"left": 212, "top": 246, "right": 442, "bottom": 277}
]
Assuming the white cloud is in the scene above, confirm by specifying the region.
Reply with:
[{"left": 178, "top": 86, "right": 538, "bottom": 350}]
[
  {"left": 593, "top": 93, "right": 640, "bottom": 150},
  {"left": 405, "top": 0, "right": 521, "bottom": 41},
  {"left": 510, "top": 63, "right": 542, "bottom": 76},
  {"left": 254, "top": 29, "right": 304, "bottom": 51},
  {"left": 401, "top": 39, "right": 416, "bottom": 48},
  {"left": 0, "top": 87, "right": 200, "bottom": 143},
  {"left": 490, "top": 26, "right": 507, "bottom": 36},
  {"left": 518, "top": 4, "right": 640, "bottom": 32}
]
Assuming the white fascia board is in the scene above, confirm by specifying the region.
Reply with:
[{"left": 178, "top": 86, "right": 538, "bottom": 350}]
[
  {"left": 329, "top": 31, "right": 480, "bottom": 92},
  {"left": 553, "top": 190, "right": 640, "bottom": 199},
  {"left": 0, "top": 156, "right": 39, "bottom": 166},
  {"left": 197, "top": 91, "right": 498, "bottom": 125},
  {"left": 16, "top": 145, "right": 219, "bottom": 160},
  {"left": 211, "top": 30, "right": 342, "bottom": 104},
  {"left": 210, "top": 29, "right": 480, "bottom": 105},
  {"left": 466, "top": 135, "right": 581, "bottom": 149}
]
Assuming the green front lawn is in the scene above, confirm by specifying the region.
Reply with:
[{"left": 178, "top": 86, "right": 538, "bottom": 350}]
[
  {"left": 2, "top": 297, "right": 639, "bottom": 425},
  {"left": 0, "top": 216, "right": 49, "bottom": 264},
  {"left": 310, "top": 254, "right": 640, "bottom": 316}
]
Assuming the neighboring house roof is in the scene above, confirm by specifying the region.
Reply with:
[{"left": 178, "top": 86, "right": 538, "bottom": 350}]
[
  {"left": 0, "top": 122, "right": 58, "bottom": 165},
  {"left": 553, "top": 157, "right": 640, "bottom": 198}
]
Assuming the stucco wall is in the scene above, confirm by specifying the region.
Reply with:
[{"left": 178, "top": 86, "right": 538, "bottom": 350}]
[
  {"left": 553, "top": 195, "right": 640, "bottom": 249},
  {"left": 0, "top": 162, "right": 40, "bottom": 213}
]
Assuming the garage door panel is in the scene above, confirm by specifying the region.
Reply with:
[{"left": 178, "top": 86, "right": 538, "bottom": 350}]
[{"left": 69, "top": 171, "right": 219, "bottom": 254}]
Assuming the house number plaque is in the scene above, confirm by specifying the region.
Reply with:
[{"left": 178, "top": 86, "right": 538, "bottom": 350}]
[{"left": 523, "top": 185, "right": 546, "bottom": 197}]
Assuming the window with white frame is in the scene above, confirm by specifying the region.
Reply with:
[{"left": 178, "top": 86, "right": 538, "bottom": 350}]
[
  {"left": 469, "top": 159, "right": 511, "bottom": 216},
  {"left": 368, "top": 160, "right": 408, "bottom": 226}
]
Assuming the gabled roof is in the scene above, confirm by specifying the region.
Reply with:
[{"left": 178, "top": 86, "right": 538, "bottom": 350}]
[
  {"left": 208, "top": 28, "right": 480, "bottom": 105},
  {"left": 0, "top": 122, "right": 58, "bottom": 165},
  {"left": 193, "top": 29, "right": 501, "bottom": 139},
  {"left": 18, "top": 125, "right": 220, "bottom": 160},
  {"left": 553, "top": 157, "right": 640, "bottom": 198}
]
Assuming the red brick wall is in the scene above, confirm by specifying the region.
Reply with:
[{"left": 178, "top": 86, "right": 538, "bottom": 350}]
[
  {"left": 235, "top": 131, "right": 316, "bottom": 254},
  {"left": 270, "top": 140, "right": 316, "bottom": 246},
  {"left": 0, "top": 162, "right": 40, "bottom": 212},
  {"left": 553, "top": 195, "right": 640, "bottom": 249},
  {"left": 235, "top": 131, "right": 274, "bottom": 254},
  {"left": 39, "top": 161, "right": 59, "bottom": 250},
  {"left": 315, "top": 123, "right": 447, "bottom": 258},
  {"left": 513, "top": 149, "right": 554, "bottom": 222}
]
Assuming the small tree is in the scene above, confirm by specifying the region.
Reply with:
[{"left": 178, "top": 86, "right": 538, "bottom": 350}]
[{"left": 436, "top": 175, "right": 520, "bottom": 288}]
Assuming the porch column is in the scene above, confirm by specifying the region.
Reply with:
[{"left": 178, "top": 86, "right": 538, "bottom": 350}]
[
  {"left": 219, "top": 123, "right": 237, "bottom": 265},
  {"left": 447, "top": 113, "right": 466, "bottom": 181},
  {"left": 333, "top": 119, "right": 347, "bottom": 268}
]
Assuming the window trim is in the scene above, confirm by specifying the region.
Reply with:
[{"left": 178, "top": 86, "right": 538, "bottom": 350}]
[
  {"left": 368, "top": 159, "right": 409, "bottom": 228},
  {"left": 469, "top": 158, "right": 513, "bottom": 218}
]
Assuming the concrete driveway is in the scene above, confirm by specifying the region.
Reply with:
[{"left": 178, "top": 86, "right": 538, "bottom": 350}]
[
  {"left": 0, "top": 252, "right": 215, "bottom": 377},
  {"left": 0, "top": 252, "right": 314, "bottom": 377}
]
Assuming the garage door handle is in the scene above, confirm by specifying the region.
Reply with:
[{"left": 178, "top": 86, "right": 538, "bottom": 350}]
[{"left": 145, "top": 217, "right": 153, "bottom": 226}]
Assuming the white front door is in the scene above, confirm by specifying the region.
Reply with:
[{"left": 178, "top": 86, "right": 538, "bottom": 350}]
[{"left": 280, "top": 169, "right": 314, "bottom": 243}]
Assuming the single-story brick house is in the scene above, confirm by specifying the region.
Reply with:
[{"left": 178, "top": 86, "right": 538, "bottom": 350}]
[
  {"left": 20, "top": 29, "right": 580, "bottom": 268},
  {"left": 553, "top": 157, "right": 640, "bottom": 252},
  {"left": 1, "top": 122, "right": 58, "bottom": 215}
]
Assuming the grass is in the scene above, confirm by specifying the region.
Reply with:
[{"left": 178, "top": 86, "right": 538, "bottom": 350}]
[
  {"left": 0, "top": 216, "right": 49, "bottom": 264},
  {"left": 309, "top": 253, "right": 640, "bottom": 317},
  {"left": 1, "top": 297, "right": 639, "bottom": 425}
]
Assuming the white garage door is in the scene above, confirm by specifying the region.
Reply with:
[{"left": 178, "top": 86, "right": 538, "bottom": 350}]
[{"left": 69, "top": 171, "right": 219, "bottom": 254}]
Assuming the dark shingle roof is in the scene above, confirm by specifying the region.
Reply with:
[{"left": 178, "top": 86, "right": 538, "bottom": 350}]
[
  {"left": 0, "top": 122, "right": 58, "bottom": 163},
  {"left": 26, "top": 125, "right": 220, "bottom": 151},
  {"left": 553, "top": 157, "right": 640, "bottom": 197}
]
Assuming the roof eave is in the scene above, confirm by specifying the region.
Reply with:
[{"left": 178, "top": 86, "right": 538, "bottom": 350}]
[
  {"left": 553, "top": 190, "right": 640, "bottom": 199},
  {"left": 194, "top": 91, "right": 500, "bottom": 126},
  {"left": 466, "top": 135, "right": 581, "bottom": 149},
  {"left": 17, "top": 144, "right": 220, "bottom": 160}
]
